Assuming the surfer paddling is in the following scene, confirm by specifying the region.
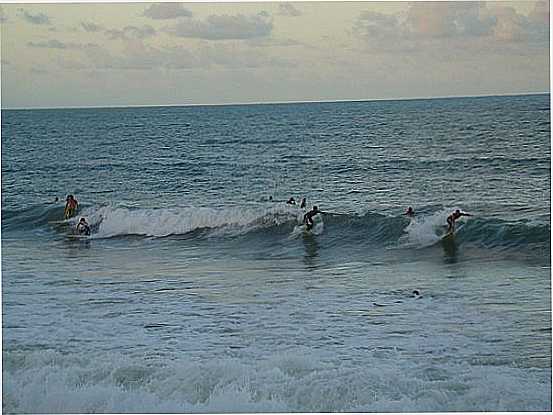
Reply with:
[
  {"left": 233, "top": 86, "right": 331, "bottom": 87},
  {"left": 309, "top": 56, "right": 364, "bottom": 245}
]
[
  {"left": 404, "top": 206, "right": 415, "bottom": 217},
  {"left": 446, "top": 209, "right": 472, "bottom": 233}
]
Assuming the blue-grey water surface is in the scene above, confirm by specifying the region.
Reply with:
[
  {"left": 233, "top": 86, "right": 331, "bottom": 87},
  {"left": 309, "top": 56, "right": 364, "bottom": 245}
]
[{"left": 2, "top": 94, "right": 551, "bottom": 413}]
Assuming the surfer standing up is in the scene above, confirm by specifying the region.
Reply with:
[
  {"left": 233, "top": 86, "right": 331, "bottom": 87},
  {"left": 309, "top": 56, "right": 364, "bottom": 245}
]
[
  {"left": 446, "top": 209, "right": 471, "bottom": 233},
  {"left": 64, "top": 195, "right": 79, "bottom": 219},
  {"left": 303, "top": 205, "right": 321, "bottom": 230}
]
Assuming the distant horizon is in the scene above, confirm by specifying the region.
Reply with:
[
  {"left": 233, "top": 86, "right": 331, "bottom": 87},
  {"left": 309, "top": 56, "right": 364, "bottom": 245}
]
[{"left": 2, "top": 91, "right": 550, "bottom": 111}]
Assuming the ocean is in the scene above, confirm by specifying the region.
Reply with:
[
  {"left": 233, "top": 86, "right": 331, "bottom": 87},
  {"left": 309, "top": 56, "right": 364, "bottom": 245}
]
[{"left": 2, "top": 94, "right": 551, "bottom": 413}]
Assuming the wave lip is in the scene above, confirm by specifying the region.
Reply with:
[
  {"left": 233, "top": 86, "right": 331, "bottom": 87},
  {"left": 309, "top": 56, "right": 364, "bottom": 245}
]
[{"left": 85, "top": 205, "right": 303, "bottom": 239}]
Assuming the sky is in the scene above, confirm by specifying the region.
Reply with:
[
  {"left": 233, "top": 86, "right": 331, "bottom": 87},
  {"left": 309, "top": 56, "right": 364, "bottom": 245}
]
[{"left": 0, "top": 1, "right": 550, "bottom": 108}]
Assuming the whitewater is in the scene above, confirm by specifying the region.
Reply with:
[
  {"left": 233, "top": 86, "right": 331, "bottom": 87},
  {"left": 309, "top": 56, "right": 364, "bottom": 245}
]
[{"left": 2, "top": 94, "right": 551, "bottom": 413}]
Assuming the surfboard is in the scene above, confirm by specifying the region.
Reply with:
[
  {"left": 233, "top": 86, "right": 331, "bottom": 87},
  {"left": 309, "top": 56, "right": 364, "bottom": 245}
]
[
  {"left": 441, "top": 224, "right": 465, "bottom": 240},
  {"left": 66, "top": 234, "right": 91, "bottom": 240}
]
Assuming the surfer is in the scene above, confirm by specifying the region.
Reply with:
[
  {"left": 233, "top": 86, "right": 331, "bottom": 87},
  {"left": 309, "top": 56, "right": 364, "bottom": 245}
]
[
  {"left": 404, "top": 206, "right": 415, "bottom": 217},
  {"left": 76, "top": 217, "right": 91, "bottom": 236},
  {"left": 286, "top": 197, "right": 296, "bottom": 205},
  {"left": 446, "top": 209, "right": 472, "bottom": 233},
  {"left": 303, "top": 205, "right": 322, "bottom": 230},
  {"left": 64, "top": 195, "right": 79, "bottom": 219},
  {"left": 300, "top": 197, "right": 306, "bottom": 209}
]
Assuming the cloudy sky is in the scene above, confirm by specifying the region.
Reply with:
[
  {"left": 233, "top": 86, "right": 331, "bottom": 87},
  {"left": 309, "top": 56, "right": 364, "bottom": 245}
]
[{"left": 0, "top": 1, "right": 550, "bottom": 108}]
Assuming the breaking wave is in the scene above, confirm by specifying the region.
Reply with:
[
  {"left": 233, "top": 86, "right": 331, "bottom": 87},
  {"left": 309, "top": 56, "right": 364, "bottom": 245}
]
[{"left": 2, "top": 203, "right": 549, "bottom": 253}]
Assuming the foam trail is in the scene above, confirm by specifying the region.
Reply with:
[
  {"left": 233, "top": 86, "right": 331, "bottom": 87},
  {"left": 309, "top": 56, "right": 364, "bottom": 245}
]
[{"left": 400, "top": 207, "right": 465, "bottom": 248}]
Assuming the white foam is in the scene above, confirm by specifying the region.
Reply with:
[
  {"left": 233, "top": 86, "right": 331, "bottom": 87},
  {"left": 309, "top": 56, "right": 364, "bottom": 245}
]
[
  {"left": 3, "top": 348, "right": 550, "bottom": 413},
  {"left": 290, "top": 215, "right": 324, "bottom": 238},
  {"left": 78, "top": 204, "right": 301, "bottom": 238},
  {"left": 400, "top": 207, "right": 466, "bottom": 248}
]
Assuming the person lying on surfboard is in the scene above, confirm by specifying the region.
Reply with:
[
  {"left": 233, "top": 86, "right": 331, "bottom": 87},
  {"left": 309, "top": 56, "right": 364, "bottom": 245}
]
[
  {"left": 446, "top": 209, "right": 472, "bottom": 233},
  {"left": 303, "top": 205, "right": 323, "bottom": 230},
  {"left": 76, "top": 217, "right": 91, "bottom": 236}
]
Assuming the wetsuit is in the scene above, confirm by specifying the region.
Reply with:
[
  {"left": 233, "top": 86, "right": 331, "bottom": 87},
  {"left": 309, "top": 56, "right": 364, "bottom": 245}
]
[
  {"left": 303, "top": 209, "right": 318, "bottom": 230},
  {"left": 77, "top": 222, "right": 90, "bottom": 236}
]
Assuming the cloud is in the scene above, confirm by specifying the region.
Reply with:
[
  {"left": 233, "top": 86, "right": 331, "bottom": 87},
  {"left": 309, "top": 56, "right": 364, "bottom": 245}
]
[
  {"left": 105, "top": 25, "right": 156, "bottom": 40},
  {"left": 354, "top": 2, "right": 549, "bottom": 51},
  {"left": 490, "top": 3, "right": 548, "bottom": 43},
  {"left": 143, "top": 3, "right": 192, "bottom": 20},
  {"left": 19, "top": 9, "right": 51, "bottom": 25},
  {"left": 246, "top": 37, "right": 302, "bottom": 47},
  {"left": 76, "top": 40, "right": 292, "bottom": 72},
  {"left": 30, "top": 68, "right": 48, "bottom": 75},
  {"left": 404, "top": 2, "right": 496, "bottom": 38},
  {"left": 81, "top": 21, "right": 104, "bottom": 32},
  {"left": 354, "top": 11, "right": 403, "bottom": 41},
  {"left": 278, "top": 3, "right": 301, "bottom": 17},
  {"left": 0, "top": 6, "right": 7, "bottom": 23},
  {"left": 56, "top": 57, "right": 88, "bottom": 70},
  {"left": 163, "top": 13, "right": 273, "bottom": 40},
  {"left": 528, "top": 1, "right": 549, "bottom": 25},
  {"left": 195, "top": 43, "right": 291, "bottom": 68},
  {"left": 28, "top": 39, "right": 97, "bottom": 49}
]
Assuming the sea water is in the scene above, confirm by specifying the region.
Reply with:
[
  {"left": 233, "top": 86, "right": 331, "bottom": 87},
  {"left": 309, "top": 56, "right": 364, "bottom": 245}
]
[{"left": 2, "top": 94, "right": 551, "bottom": 413}]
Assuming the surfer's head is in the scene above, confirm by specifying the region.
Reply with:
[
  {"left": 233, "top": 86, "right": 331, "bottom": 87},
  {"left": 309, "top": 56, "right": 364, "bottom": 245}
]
[
  {"left": 79, "top": 217, "right": 86, "bottom": 223},
  {"left": 313, "top": 206, "right": 318, "bottom": 212}
]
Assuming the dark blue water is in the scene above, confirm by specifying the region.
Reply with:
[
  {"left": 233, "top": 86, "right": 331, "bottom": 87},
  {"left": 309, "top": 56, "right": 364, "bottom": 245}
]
[{"left": 2, "top": 94, "right": 551, "bottom": 413}]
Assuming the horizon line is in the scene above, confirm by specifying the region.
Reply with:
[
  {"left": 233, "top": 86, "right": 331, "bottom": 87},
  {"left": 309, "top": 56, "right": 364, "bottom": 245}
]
[{"left": 2, "top": 91, "right": 549, "bottom": 111}]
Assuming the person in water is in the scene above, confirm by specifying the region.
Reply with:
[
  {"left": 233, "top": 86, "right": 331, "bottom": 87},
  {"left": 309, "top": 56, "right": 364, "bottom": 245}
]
[
  {"left": 286, "top": 197, "right": 296, "bottom": 205},
  {"left": 64, "top": 195, "right": 79, "bottom": 219},
  {"left": 76, "top": 217, "right": 90, "bottom": 236},
  {"left": 300, "top": 198, "right": 306, "bottom": 209},
  {"left": 446, "top": 209, "right": 472, "bottom": 233},
  {"left": 303, "top": 205, "right": 322, "bottom": 230},
  {"left": 404, "top": 206, "right": 415, "bottom": 217}
]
